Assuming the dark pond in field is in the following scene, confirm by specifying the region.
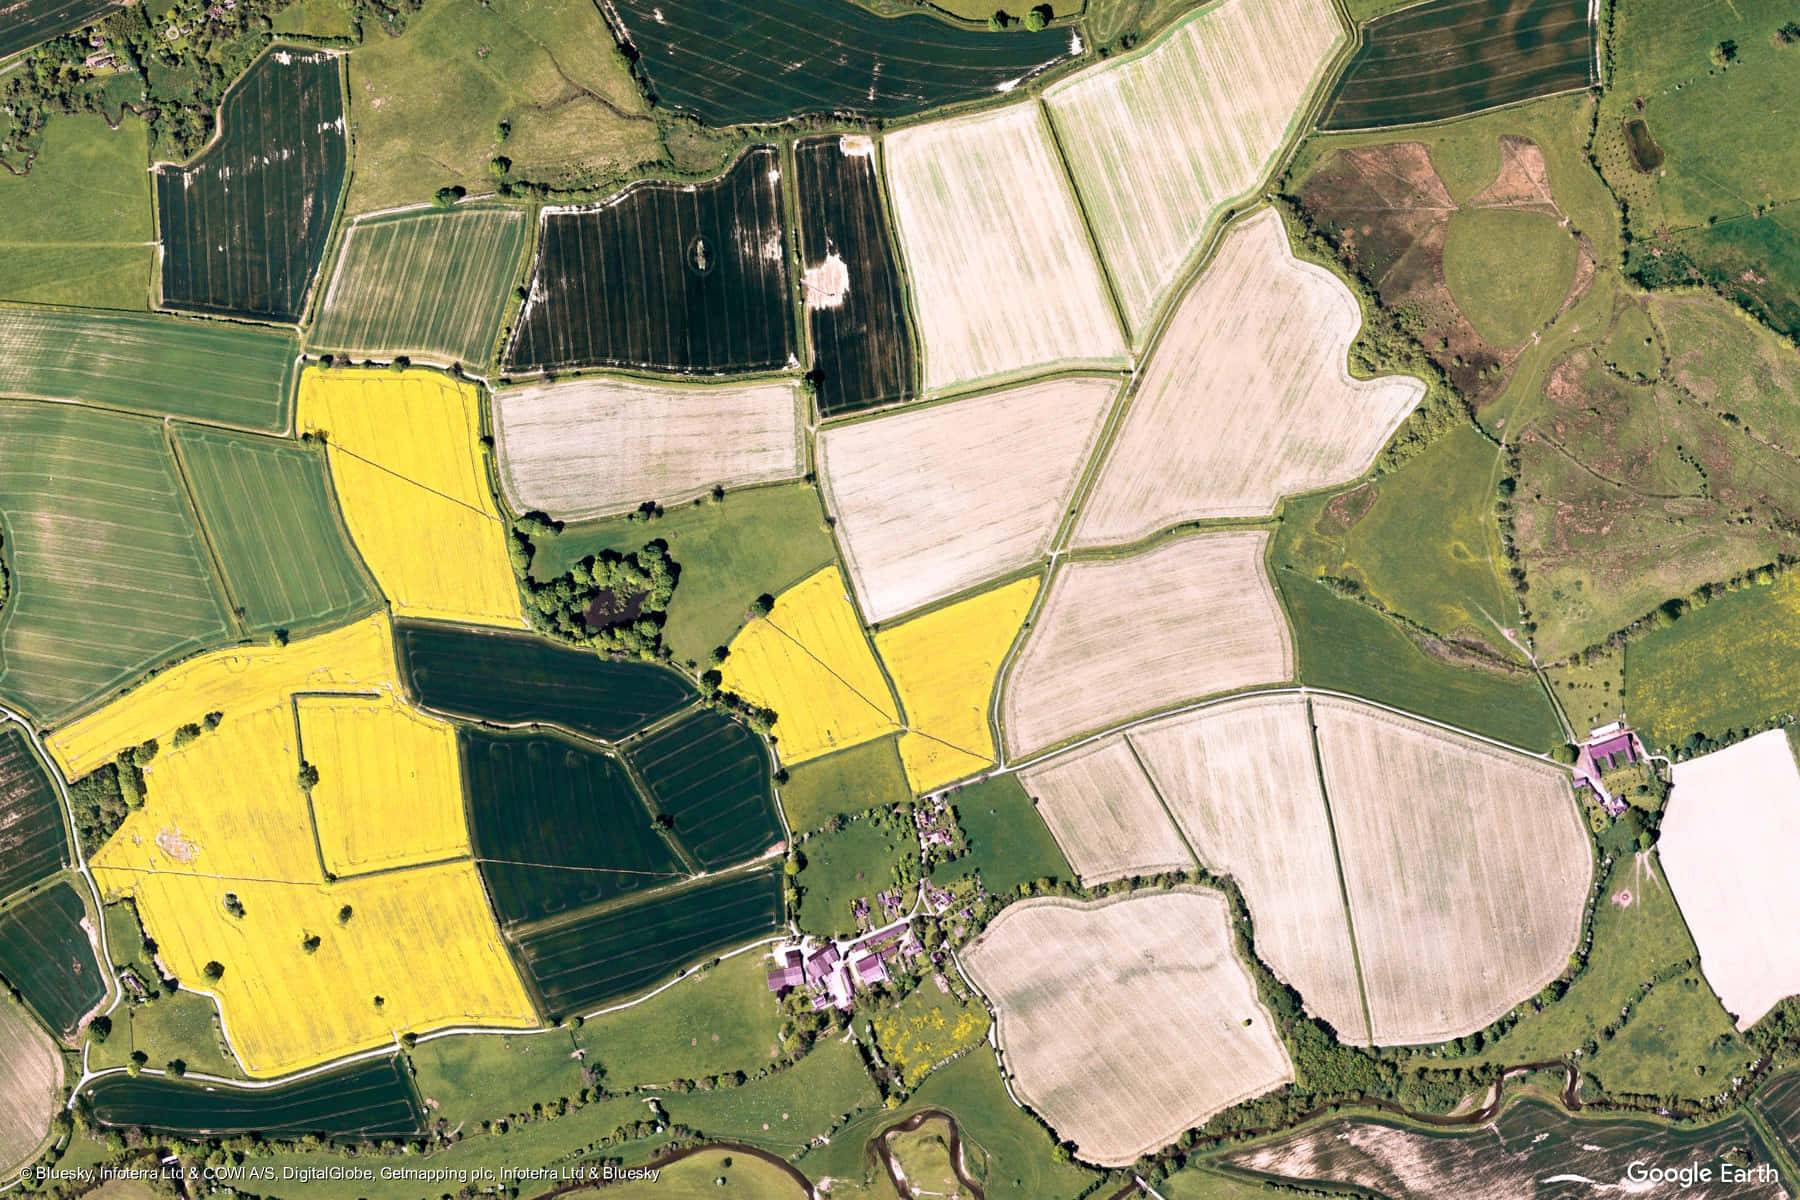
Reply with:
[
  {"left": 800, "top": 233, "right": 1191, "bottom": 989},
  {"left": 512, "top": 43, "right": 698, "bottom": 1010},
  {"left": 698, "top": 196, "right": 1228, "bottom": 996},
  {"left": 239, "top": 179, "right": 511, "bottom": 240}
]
[{"left": 1624, "top": 117, "right": 1667, "bottom": 171}]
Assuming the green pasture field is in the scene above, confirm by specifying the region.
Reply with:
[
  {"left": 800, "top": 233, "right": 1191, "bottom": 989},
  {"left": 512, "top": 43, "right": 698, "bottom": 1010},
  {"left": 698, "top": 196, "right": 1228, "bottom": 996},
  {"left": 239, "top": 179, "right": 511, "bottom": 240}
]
[
  {"left": 171, "top": 426, "right": 378, "bottom": 636},
  {"left": 573, "top": 1148, "right": 808, "bottom": 1199},
  {"left": 0, "top": 308, "right": 297, "bottom": 432},
  {"left": 1586, "top": 968, "right": 1754, "bottom": 1101},
  {"left": 93, "top": 989, "right": 244, "bottom": 1082},
  {"left": 626, "top": 708, "right": 783, "bottom": 871},
  {"left": 1274, "top": 570, "right": 1562, "bottom": 751},
  {"left": 1627, "top": 571, "right": 1800, "bottom": 750},
  {"left": 272, "top": 0, "right": 357, "bottom": 38},
  {"left": 463, "top": 729, "right": 686, "bottom": 928},
  {"left": 796, "top": 815, "right": 910, "bottom": 938},
  {"left": 0, "top": 880, "right": 103, "bottom": 1037},
  {"left": 0, "top": 114, "right": 152, "bottom": 312},
  {"left": 410, "top": 1028, "right": 584, "bottom": 1125},
  {"left": 777, "top": 736, "right": 911, "bottom": 836},
  {"left": 532, "top": 483, "right": 837, "bottom": 668},
  {"left": 1443, "top": 209, "right": 1580, "bottom": 346},
  {"left": 659, "top": 1036, "right": 879, "bottom": 1155},
  {"left": 1160, "top": 1165, "right": 1279, "bottom": 1200},
  {"left": 342, "top": 0, "right": 664, "bottom": 214},
  {"left": 395, "top": 621, "right": 695, "bottom": 742},
  {"left": 1595, "top": 0, "right": 1800, "bottom": 335},
  {"left": 1546, "top": 648, "right": 1626, "bottom": 740},
  {"left": 514, "top": 865, "right": 785, "bottom": 1019},
  {"left": 930, "top": 774, "right": 1074, "bottom": 895},
  {"left": 308, "top": 205, "right": 528, "bottom": 368},
  {"left": 1601, "top": 301, "right": 1662, "bottom": 380},
  {"left": 85, "top": 1056, "right": 424, "bottom": 1136},
  {"left": 797, "top": 1049, "right": 1098, "bottom": 1200},
  {"left": 0, "top": 403, "right": 233, "bottom": 723},
  {"left": 1277, "top": 424, "right": 1523, "bottom": 660},
  {"left": 572, "top": 950, "right": 783, "bottom": 1089},
  {"left": 0, "top": 727, "right": 70, "bottom": 901},
  {"left": 871, "top": 987, "right": 991, "bottom": 1088},
  {"left": 1654, "top": 293, "right": 1800, "bottom": 452}
]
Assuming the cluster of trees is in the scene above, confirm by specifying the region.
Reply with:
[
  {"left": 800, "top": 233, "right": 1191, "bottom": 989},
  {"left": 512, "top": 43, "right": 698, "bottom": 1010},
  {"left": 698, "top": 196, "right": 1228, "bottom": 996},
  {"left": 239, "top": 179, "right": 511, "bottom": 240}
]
[
  {"left": 506, "top": 512, "right": 677, "bottom": 659},
  {"left": 984, "top": 5, "right": 1055, "bottom": 30}
]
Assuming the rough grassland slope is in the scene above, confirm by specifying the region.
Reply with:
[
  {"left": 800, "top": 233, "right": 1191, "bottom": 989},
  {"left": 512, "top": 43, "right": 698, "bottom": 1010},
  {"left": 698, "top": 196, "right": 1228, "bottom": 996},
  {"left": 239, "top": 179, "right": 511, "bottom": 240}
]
[
  {"left": 963, "top": 890, "right": 1292, "bottom": 1166},
  {"left": 1018, "top": 735, "right": 1193, "bottom": 885},
  {"left": 1044, "top": 0, "right": 1345, "bottom": 337},
  {"left": 1075, "top": 208, "right": 1423, "bottom": 545},
  {"left": 819, "top": 378, "right": 1117, "bottom": 622},
  {"left": 1003, "top": 532, "right": 1293, "bottom": 756}
]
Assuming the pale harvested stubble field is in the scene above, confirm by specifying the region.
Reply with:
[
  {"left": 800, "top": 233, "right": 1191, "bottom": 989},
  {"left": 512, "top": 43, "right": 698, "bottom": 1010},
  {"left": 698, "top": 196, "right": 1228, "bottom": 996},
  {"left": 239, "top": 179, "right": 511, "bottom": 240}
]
[
  {"left": 962, "top": 889, "right": 1293, "bottom": 1166},
  {"left": 1075, "top": 208, "right": 1423, "bottom": 547},
  {"left": 0, "top": 997, "right": 59, "bottom": 1177},
  {"left": 818, "top": 377, "right": 1117, "bottom": 622},
  {"left": 1660, "top": 730, "right": 1800, "bottom": 1029},
  {"left": 1017, "top": 735, "right": 1193, "bottom": 884},
  {"left": 1001, "top": 531, "right": 1293, "bottom": 756},
  {"left": 1312, "top": 697, "right": 1590, "bottom": 1045},
  {"left": 1129, "top": 693, "right": 1368, "bottom": 1043},
  {"left": 882, "top": 104, "right": 1128, "bottom": 391},
  {"left": 1044, "top": 0, "right": 1346, "bottom": 338},
  {"left": 494, "top": 375, "right": 803, "bottom": 520}
]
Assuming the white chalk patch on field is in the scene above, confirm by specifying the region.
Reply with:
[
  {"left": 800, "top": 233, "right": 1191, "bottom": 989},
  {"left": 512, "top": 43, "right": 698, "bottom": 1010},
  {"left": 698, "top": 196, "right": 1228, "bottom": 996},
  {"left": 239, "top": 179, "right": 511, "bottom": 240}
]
[
  {"left": 883, "top": 103, "right": 1127, "bottom": 391},
  {"left": 1001, "top": 531, "right": 1292, "bottom": 756},
  {"left": 1661, "top": 729, "right": 1800, "bottom": 1029},
  {"left": 818, "top": 376, "right": 1117, "bottom": 622},
  {"left": 1019, "top": 735, "right": 1193, "bottom": 884},
  {"left": 962, "top": 889, "right": 1293, "bottom": 1166},
  {"left": 1075, "top": 208, "right": 1423, "bottom": 547},
  {"left": 492, "top": 374, "right": 803, "bottom": 520}
]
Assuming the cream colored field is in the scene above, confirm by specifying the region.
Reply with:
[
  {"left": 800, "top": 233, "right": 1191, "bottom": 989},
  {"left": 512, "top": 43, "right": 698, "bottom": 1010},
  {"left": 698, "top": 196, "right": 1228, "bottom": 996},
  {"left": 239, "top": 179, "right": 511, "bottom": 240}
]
[
  {"left": 46, "top": 613, "right": 398, "bottom": 778},
  {"left": 0, "top": 997, "right": 59, "bottom": 1177},
  {"left": 1043, "top": 0, "right": 1345, "bottom": 337},
  {"left": 719, "top": 567, "right": 901, "bottom": 765},
  {"left": 297, "top": 368, "right": 524, "bottom": 629},
  {"left": 1312, "top": 698, "right": 1589, "bottom": 1044},
  {"left": 1661, "top": 730, "right": 1800, "bottom": 1029},
  {"left": 875, "top": 577, "right": 1039, "bottom": 795},
  {"left": 820, "top": 378, "right": 1116, "bottom": 621},
  {"left": 297, "top": 694, "right": 468, "bottom": 875},
  {"left": 1074, "top": 209, "right": 1423, "bottom": 546},
  {"left": 493, "top": 375, "right": 803, "bottom": 520},
  {"left": 963, "top": 889, "right": 1292, "bottom": 1166},
  {"left": 1001, "top": 532, "right": 1292, "bottom": 756},
  {"left": 1019, "top": 736, "right": 1192, "bottom": 884},
  {"left": 1130, "top": 695, "right": 1367, "bottom": 1042},
  {"left": 883, "top": 104, "right": 1127, "bottom": 391}
]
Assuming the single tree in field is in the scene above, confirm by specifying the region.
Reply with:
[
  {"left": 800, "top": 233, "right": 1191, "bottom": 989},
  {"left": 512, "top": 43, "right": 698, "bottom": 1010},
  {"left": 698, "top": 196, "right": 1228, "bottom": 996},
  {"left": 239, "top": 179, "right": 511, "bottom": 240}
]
[
  {"left": 202, "top": 961, "right": 225, "bottom": 983},
  {"left": 1026, "top": 4, "right": 1051, "bottom": 30}
]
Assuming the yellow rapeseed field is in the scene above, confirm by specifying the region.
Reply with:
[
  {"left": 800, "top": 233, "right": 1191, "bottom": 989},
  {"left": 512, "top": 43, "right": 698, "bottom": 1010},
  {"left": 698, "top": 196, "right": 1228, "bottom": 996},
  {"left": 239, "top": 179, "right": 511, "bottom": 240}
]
[
  {"left": 297, "top": 368, "right": 525, "bottom": 629},
  {"left": 124, "top": 864, "right": 533, "bottom": 1077},
  {"left": 46, "top": 614, "right": 398, "bottom": 778},
  {"left": 297, "top": 694, "right": 468, "bottom": 875},
  {"left": 876, "top": 576, "right": 1038, "bottom": 793},
  {"left": 719, "top": 566, "right": 901, "bottom": 764}
]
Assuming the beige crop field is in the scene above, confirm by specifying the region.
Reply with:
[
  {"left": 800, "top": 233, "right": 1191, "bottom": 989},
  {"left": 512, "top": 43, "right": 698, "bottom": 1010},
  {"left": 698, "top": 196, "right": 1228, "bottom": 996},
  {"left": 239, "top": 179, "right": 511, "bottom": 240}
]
[
  {"left": 1660, "top": 730, "right": 1800, "bottom": 1029},
  {"left": 963, "top": 889, "right": 1292, "bottom": 1166},
  {"left": 883, "top": 103, "right": 1128, "bottom": 391},
  {"left": 1043, "top": 0, "right": 1345, "bottom": 338},
  {"left": 492, "top": 375, "right": 803, "bottom": 520},
  {"left": 1018, "top": 736, "right": 1192, "bottom": 884},
  {"left": 1130, "top": 694, "right": 1368, "bottom": 1042},
  {"left": 1074, "top": 209, "right": 1424, "bottom": 547},
  {"left": 0, "top": 997, "right": 59, "bottom": 1177},
  {"left": 1311, "top": 698, "right": 1590, "bottom": 1045},
  {"left": 819, "top": 378, "right": 1117, "bottom": 621},
  {"left": 1001, "top": 532, "right": 1292, "bottom": 756}
]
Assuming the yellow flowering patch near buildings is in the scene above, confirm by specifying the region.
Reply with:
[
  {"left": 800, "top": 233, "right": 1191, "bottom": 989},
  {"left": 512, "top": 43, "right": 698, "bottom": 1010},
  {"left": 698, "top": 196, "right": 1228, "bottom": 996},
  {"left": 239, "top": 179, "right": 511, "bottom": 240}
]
[
  {"left": 719, "top": 566, "right": 900, "bottom": 765},
  {"left": 46, "top": 614, "right": 398, "bottom": 778},
  {"left": 870, "top": 986, "right": 992, "bottom": 1088},
  {"left": 297, "top": 368, "right": 525, "bottom": 629},
  {"left": 876, "top": 576, "right": 1038, "bottom": 794},
  {"left": 123, "top": 864, "right": 533, "bottom": 1077},
  {"left": 297, "top": 694, "right": 468, "bottom": 875}
]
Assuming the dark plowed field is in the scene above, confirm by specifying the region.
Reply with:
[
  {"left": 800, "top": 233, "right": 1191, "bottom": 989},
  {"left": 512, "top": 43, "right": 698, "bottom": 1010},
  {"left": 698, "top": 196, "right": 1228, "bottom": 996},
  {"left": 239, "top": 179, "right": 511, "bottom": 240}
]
[
  {"left": 1321, "top": 0, "right": 1593, "bottom": 130},
  {"left": 157, "top": 48, "right": 348, "bottom": 321},
  {"left": 794, "top": 137, "right": 916, "bottom": 416},
  {"left": 627, "top": 707, "right": 783, "bottom": 871},
  {"left": 86, "top": 1055, "right": 425, "bottom": 1136},
  {"left": 608, "top": 0, "right": 1078, "bottom": 125},
  {"left": 0, "top": 882, "right": 102, "bottom": 1037},
  {"left": 0, "top": 0, "right": 116, "bottom": 61},
  {"left": 505, "top": 146, "right": 794, "bottom": 374},
  {"left": 0, "top": 727, "right": 68, "bottom": 901}
]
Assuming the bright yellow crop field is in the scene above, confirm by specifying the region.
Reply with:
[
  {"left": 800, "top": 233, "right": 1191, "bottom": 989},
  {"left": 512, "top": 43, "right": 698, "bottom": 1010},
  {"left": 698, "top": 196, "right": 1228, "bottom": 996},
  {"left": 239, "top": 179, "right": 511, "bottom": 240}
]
[
  {"left": 719, "top": 566, "right": 900, "bottom": 765},
  {"left": 46, "top": 614, "right": 398, "bottom": 778},
  {"left": 121, "top": 864, "right": 533, "bottom": 1077},
  {"left": 297, "top": 694, "right": 468, "bottom": 875},
  {"left": 876, "top": 576, "right": 1038, "bottom": 794},
  {"left": 297, "top": 368, "right": 525, "bottom": 629}
]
